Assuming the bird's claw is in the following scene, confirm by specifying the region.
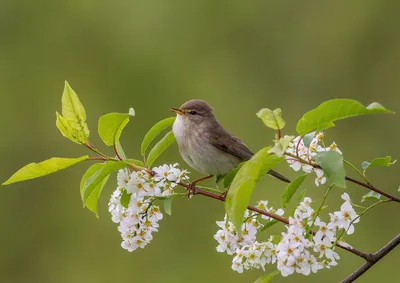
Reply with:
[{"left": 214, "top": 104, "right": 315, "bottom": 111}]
[{"left": 187, "top": 182, "right": 197, "bottom": 199}]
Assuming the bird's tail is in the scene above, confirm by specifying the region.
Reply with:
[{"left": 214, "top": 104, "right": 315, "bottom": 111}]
[{"left": 267, "top": 169, "right": 291, "bottom": 184}]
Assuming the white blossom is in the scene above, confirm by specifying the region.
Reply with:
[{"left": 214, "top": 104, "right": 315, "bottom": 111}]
[
  {"left": 285, "top": 134, "right": 342, "bottom": 187},
  {"left": 109, "top": 163, "right": 189, "bottom": 252}
]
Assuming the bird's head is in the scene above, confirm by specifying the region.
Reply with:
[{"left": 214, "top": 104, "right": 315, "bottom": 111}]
[{"left": 170, "top": 99, "right": 215, "bottom": 124}]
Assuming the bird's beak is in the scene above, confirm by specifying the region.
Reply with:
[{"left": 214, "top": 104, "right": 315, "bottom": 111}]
[{"left": 170, "top": 108, "right": 184, "bottom": 115}]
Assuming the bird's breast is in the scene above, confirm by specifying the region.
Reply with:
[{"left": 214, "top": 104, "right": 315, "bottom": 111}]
[{"left": 172, "top": 116, "right": 241, "bottom": 176}]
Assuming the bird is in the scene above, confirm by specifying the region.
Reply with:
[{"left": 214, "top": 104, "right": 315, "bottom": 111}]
[{"left": 170, "top": 99, "right": 290, "bottom": 189}]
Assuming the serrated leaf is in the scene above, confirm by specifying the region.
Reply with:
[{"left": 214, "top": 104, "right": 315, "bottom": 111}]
[
  {"left": 260, "top": 220, "right": 279, "bottom": 232},
  {"left": 361, "top": 156, "right": 396, "bottom": 170},
  {"left": 303, "top": 131, "right": 316, "bottom": 148},
  {"left": 80, "top": 163, "right": 110, "bottom": 217},
  {"left": 225, "top": 147, "right": 283, "bottom": 233},
  {"left": 257, "top": 108, "right": 286, "bottom": 130},
  {"left": 361, "top": 191, "right": 381, "bottom": 202},
  {"left": 281, "top": 174, "right": 308, "bottom": 208},
  {"left": 269, "top": 135, "right": 294, "bottom": 156},
  {"left": 81, "top": 161, "right": 126, "bottom": 204},
  {"left": 3, "top": 156, "right": 88, "bottom": 185},
  {"left": 56, "top": 112, "right": 81, "bottom": 144},
  {"left": 98, "top": 113, "right": 130, "bottom": 146},
  {"left": 141, "top": 117, "right": 176, "bottom": 156},
  {"left": 121, "top": 189, "right": 131, "bottom": 208},
  {"left": 253, "top": 270, "right": 280, "bottom": 283},
  {"left": 146, "top": 131, "right": 176, "bottom": 167},
  {"left": 163, "top": 195, "right": 175, "bottom": 215},
  {"left": 314, "top": 151, "right": 346, "bottom": 188},
  {"left": 61, "top": 81, "right": 90, "bottom": 142},
  {"left": 296, "top": 99, "right": 394, "bottom": 136}
]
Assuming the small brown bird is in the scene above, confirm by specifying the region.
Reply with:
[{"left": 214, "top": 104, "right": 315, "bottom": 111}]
[{"left": 170, "top": 99, "right": 290, "bottom": 185}]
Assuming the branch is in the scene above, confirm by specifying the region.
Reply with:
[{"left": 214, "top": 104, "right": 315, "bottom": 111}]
[
  {"left": 285, "top": 152, "right": 400, "bottom": 203},
  {"left": 178, "top": 182, "right": 369, "bottom": 259},
  {"left": 341, "top": 234, "right": 400, "bottom": 283},
  {"left": 345, "top": 176, "right": 400, "bottom": 203}
]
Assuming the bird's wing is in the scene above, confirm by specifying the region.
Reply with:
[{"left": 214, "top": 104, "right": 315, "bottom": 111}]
[
  {"left": 208, "top": 123, "right": 291, "bottom": 183},
  {"left": 208, "top": 124, "right": 253, "bottom": 161}
]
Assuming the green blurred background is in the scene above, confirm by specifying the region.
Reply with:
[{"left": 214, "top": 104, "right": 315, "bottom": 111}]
[{"left": 1, "top": 1, "right": 399, "bottom": 282}]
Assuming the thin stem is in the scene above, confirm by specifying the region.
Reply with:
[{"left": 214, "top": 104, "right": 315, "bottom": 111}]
[
  {"left": 88, "top": 157, "right": 108, "bottom": 161},
  {"left": 177, "top": 182, "right": 368, "bottom": 259},
  {"left": 285, "top": 152, "right": 400, "bottom": 203},
  {"left": 345, "top": 176, "right": 400, "bottom": 203},
  {"left": 309, "top": 185, "right": 333, "bottom": 231},
  {"left": 84, "top": 142, "right": 110, "bottom": 159},
  {"left": 343, "top": 160, "right": 370, "bottom": 184},
  {"left": 335, "top": 199, "right": 391, "bottom": 247}
]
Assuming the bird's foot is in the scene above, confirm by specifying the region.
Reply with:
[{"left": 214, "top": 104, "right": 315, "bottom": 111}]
[{"left": 187, "top": 182, "right": 196, "bottom": 199}]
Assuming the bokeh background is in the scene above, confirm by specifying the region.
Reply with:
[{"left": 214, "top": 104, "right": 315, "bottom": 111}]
[{"left": 1, "top": 1, "right": 399, "bottom": 282}]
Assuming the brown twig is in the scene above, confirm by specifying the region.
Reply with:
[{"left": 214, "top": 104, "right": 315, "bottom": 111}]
[
  {"left": 285, "top": 152, "right": 400, "bottom": 203},
  {"left": 177, "top": 182, "right": 368, "bottom": 259},
  {"left": 345, "top": 176, "right": 400, "bottom": 203},
  {"left": 341, "top": 234, "right": 400, "bottom": 283}
]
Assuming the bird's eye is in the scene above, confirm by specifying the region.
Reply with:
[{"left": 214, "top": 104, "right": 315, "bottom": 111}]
[{"left": 189, "top": 110, "right": 197, "bottom": 115}]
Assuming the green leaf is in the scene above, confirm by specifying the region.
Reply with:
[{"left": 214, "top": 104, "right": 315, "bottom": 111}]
[
  {"left": 98, "top": 113, "right": 131, "bottom": 146},
  {"left": 225, "top": 147, "right": 283, "bottom": 233},
  {"left": 121, "top": 189, "right": 132, "bottom": 208},
  {"left": 268, "top": 135, "right": 294, "bottom": 156},
  {"left": 260, "top": 220, "right": 279, "bottom": 232},
  {"left": 303, "top": 131, "right": 316, "bottom": 148},
  {"left": 253, "top": 270, "right": 280, "bottom": 283},
  {"left": 56, "top": 112, "right": 81, "bottom": 144},
  {"left": 80, "top": 163, "right": 110, "bottom": 217},
  {"left": 361, "top": 191, "right": 381, "bottom": 202},
  {"left": 215, "top": 174, "right": 226, "bottom": 184},
  {"left": 362, "top": 156, "right": 396, "bottom": 171},
  {"left": 81, "top": 161, "right": 126, "bottom": 204},
  {"left": 314, "top": 151, "right": 346, "bottom": 188},
  {"left": 281, "top": 174, "right": 308, "bottom": 208},
  {"left": 3, "top": 156, "right": 89, "bottom": 185},
  {"left": 61, "top": 81, "right": 90, "bottom": 142},
  {"left": 146, "top": 131, "right": 176, "bottom": 167},
  {"left": 223, "top": 162, "right": 245, "bottom": 188},
  {"left": 296, "top": 99, "right": 394, "bottom": 136},
  {"left": 270, "top": 235, "right": 282, "bottom": 244},
  {"left": 124, "top": 159, "right": 145, "bottom": 167},
  {"left": 259, "top": 156, "right": 285, "bottom": 178},
  {"left": 115, "top": 141, "right": 127, "bottom": 160},
  {"left": 257, "top": 108, "right": 286, "bottom": 130},
  {"left": 141, "top": 117, "right": 176, "bottom": 157},
  {"left": 163, "top": 195, "right": 175, "bottom": 215}
]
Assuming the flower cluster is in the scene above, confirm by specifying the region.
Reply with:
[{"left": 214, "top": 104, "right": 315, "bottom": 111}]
[
  {"left": 219, "top": 194, "right": 359, "bottom": 277},
  {"left": 109, "top": 164, "right": 189, "bottom": 252},
  {"left": 285, "top": 133, "right": 342, "bottom": 186},
  {"left": 232, "top": 239, "right": 278, "bottom": 273},
  {"left": 214, "top": 211, "right": 261, "bottom": 255}
]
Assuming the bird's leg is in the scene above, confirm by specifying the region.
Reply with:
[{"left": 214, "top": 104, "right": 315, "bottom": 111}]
[{"left": 188, "top": 175, "right": 213, "bottom": 197}]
